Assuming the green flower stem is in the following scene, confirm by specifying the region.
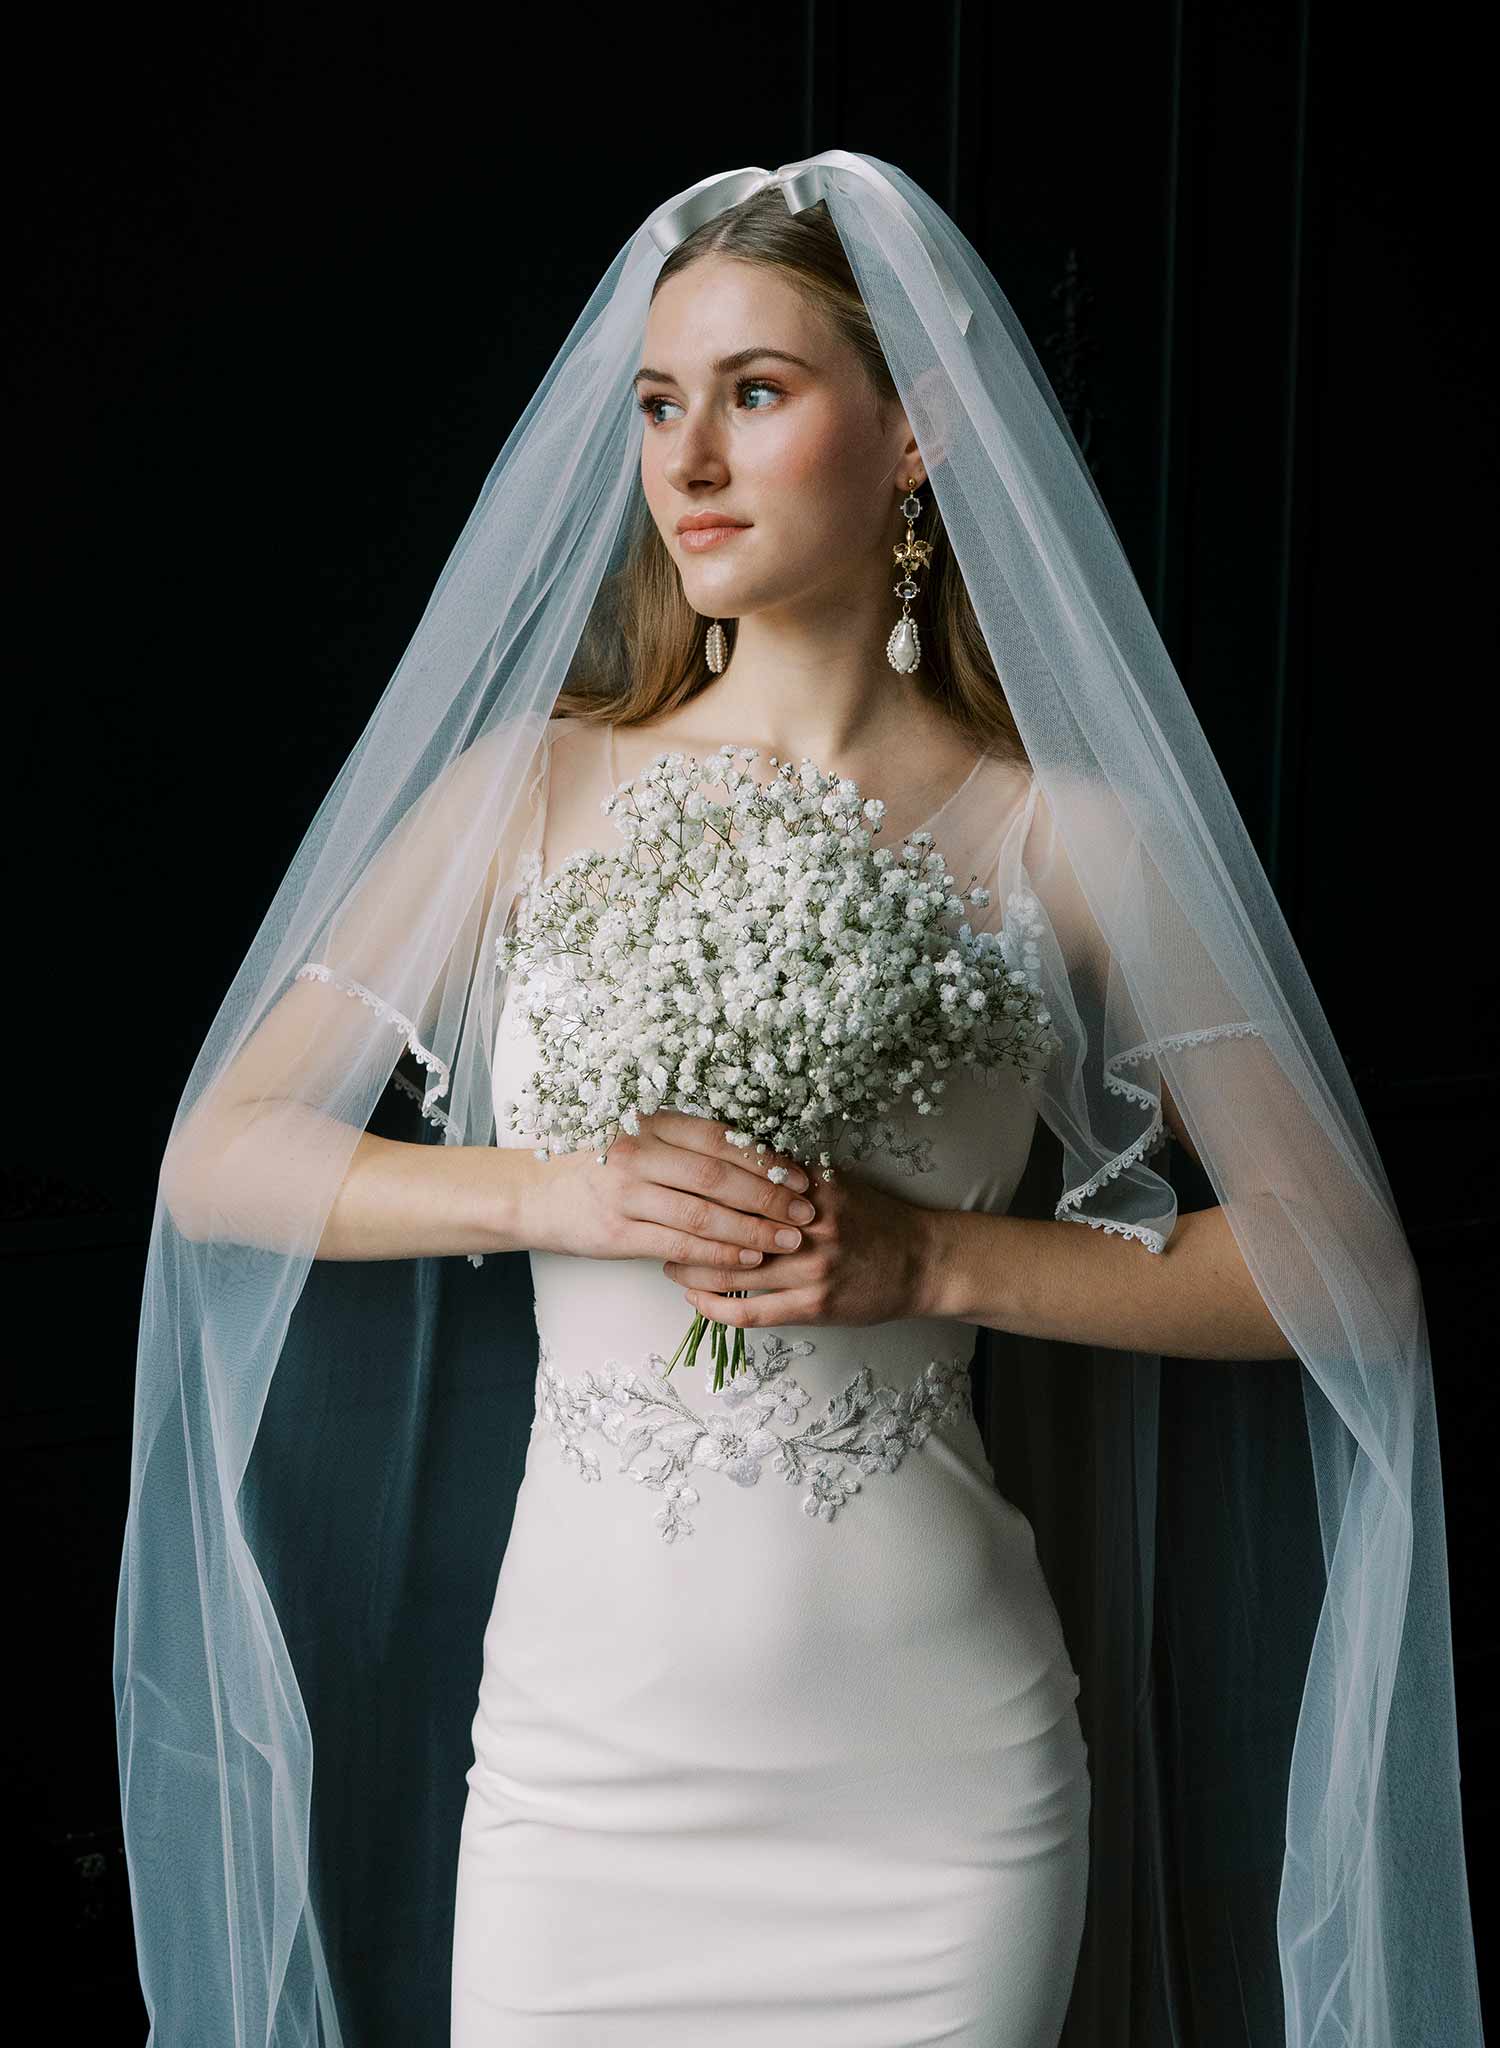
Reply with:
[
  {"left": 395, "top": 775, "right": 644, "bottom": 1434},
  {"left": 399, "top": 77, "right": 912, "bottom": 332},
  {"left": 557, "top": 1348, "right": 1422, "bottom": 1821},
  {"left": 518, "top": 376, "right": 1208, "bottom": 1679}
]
[
  {"left": 663, "top": 1296, "right": 751, "bottom": 1390},
  {"left": 662, "top": 1311, "right": 710, "bottom": 1378}
]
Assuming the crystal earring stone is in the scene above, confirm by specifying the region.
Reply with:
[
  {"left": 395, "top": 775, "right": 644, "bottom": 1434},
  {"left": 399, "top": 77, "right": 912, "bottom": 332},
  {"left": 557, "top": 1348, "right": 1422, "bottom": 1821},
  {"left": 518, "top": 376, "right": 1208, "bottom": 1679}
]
[{"left": 705, "top": 620, "right": 727, "bottom": 674}]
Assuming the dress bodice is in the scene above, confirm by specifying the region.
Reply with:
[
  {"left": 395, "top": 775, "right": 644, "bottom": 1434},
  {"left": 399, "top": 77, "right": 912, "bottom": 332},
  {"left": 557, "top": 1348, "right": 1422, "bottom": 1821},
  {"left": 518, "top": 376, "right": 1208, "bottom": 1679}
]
[{"left": 489, "top": 718, "right": 1049, "bottom": 1532}]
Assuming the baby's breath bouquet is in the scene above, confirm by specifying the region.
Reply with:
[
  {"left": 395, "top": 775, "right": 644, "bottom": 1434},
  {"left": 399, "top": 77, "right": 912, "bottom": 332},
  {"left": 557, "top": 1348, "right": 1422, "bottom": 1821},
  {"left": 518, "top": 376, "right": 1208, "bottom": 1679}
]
[{"left": 495, "top": 745, "right": 1061, "bottom": 1388}]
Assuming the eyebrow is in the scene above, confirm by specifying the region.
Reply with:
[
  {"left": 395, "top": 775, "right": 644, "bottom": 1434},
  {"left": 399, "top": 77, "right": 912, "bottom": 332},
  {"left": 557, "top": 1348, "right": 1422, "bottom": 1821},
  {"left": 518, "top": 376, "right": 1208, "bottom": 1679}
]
[{"left": 632, "top": 347, "right": 818, "bottom": 387}]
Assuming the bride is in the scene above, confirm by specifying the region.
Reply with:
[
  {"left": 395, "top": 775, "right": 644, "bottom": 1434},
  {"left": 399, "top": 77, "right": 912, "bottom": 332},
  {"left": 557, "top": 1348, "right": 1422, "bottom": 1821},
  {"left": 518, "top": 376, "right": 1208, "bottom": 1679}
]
[{"left": 117, "top": 153, "right": 1482, "bottom": 2048}]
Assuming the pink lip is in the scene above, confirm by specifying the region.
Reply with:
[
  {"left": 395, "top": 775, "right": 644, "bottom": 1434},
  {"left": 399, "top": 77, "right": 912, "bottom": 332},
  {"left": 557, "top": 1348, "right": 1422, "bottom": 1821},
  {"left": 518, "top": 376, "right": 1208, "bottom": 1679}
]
[{"left": 678, "top": 523, "right": 749, "bottom": 552}]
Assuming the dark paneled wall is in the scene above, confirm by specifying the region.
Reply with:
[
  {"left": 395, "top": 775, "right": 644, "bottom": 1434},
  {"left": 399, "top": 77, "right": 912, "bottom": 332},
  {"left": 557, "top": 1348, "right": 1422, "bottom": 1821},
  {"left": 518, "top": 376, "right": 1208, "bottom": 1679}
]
[{"left": 8, "top": 4, "right": 1491, "bottom": 2032}]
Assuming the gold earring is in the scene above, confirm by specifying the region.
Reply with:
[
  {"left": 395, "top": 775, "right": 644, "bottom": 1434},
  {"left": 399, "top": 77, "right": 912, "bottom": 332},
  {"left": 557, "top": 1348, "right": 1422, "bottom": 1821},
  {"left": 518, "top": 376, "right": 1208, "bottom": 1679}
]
[
  {"left": 705, "top": 620, "right": 728, "bottom": 674},
  {"left": 887, "top": 477, "right": 931, "bottom": 674}
]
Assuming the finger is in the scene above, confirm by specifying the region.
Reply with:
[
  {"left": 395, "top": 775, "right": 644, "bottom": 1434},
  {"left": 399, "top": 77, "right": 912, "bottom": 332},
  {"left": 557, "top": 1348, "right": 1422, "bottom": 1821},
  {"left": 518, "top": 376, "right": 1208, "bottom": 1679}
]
[
  {"left": 664, "top": 1252, "right": 767, "bottom": 1290},
  {"left": 646, "top": 1111, "right": 811, "bottom": 1192},
  {"left": 680, "top": 1285, "right": 757, "bottom": 1327},
  {"left": 664, "top": 1249, "right": 809, "bottom": 1290},
  {"left": 663, "top": 1255, "right": 769, "bottom": 1292},
  {"left": 637, "top": 1147, "right": 817, "bottom": 1246},
  {"left": 681, "top": 1283, "right": 823, "bottom": 1328},
  {"left": 632, "top": 1181, "right": 809, "bottom": 1260}
]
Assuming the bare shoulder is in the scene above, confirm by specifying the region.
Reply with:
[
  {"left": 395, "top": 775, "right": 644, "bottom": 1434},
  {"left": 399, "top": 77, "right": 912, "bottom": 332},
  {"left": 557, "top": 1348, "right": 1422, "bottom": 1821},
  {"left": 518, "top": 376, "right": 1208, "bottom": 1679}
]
[
  {"left": 974, "top": 747, "right": 1033, "bottom": 803},
  {"left": 542, "top": 713, "right": 601, "bottom": 789},
  {"left": 536, "top": 715, "right": 614, "bottom": 870}
]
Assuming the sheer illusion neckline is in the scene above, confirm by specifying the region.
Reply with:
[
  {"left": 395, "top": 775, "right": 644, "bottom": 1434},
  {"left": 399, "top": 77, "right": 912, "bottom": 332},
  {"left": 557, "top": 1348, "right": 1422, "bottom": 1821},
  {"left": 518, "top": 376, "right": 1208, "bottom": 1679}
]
[{"left": 604, "top": 723, "right": 986, "bottom": 844}]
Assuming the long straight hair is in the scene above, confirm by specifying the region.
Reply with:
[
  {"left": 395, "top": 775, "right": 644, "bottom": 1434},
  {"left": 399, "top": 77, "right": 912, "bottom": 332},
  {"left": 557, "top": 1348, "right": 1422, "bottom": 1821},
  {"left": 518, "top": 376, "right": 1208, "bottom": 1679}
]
[{"left": 555, "top": 188, "right": 1028, "bottom": 767}]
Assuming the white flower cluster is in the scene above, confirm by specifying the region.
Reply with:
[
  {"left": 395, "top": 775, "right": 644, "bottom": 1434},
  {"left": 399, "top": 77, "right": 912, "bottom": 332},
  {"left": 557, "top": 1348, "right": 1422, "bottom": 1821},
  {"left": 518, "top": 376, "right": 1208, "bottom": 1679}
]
[{"left": 494, "top": 744, "right": 1062, "bottom": 1174}]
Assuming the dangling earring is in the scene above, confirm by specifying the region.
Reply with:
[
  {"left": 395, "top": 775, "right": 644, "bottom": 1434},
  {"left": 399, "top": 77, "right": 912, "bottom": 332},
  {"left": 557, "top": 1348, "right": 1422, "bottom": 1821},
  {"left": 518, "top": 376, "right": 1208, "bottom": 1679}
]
[
  {"left": 705, "top": 620, "right": 728, "bottom": 674},
  {"left": 886, "top": 477, "right": 931, "bottom": 674}
]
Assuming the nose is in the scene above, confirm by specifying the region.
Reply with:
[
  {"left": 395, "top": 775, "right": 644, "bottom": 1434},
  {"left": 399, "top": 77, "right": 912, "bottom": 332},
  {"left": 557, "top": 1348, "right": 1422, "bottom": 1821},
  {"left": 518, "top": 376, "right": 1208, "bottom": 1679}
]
[{"left": 660, "top": 404, "right": 730, "bottom": 497}]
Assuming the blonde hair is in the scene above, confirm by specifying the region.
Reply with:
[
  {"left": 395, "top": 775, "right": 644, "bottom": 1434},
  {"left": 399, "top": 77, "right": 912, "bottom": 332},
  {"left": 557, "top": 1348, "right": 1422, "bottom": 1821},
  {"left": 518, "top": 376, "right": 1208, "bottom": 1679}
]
[{"left": 553, "top": 187, "right": 1026, "bottom": 767}]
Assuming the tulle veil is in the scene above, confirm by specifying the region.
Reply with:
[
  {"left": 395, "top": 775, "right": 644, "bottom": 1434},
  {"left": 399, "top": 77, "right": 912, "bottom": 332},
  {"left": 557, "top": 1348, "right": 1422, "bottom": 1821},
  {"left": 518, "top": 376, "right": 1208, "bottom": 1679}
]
[{"left": 113, "top": 150, "right": 1483, "bottom": 2045}]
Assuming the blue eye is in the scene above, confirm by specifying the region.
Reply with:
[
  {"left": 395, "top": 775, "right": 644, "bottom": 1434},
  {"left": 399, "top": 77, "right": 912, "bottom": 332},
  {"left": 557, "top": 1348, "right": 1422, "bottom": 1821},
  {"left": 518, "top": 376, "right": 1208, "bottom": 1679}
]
[{"left": 635, "top": 377, "right": 786, "bottom": 426}]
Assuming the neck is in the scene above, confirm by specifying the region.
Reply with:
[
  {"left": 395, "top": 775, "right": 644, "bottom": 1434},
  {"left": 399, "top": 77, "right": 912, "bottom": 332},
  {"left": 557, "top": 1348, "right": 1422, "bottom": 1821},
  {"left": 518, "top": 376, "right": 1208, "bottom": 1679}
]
[{"left": 685, "top": 606, "right": 934, "bottom": 766}]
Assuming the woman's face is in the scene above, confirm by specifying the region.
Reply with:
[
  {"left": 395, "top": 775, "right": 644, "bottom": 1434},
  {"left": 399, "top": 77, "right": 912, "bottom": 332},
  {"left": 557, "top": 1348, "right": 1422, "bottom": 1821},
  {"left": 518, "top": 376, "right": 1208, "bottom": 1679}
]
[{"left": 636, "top": 255, "right": 921, "bottom": 622}]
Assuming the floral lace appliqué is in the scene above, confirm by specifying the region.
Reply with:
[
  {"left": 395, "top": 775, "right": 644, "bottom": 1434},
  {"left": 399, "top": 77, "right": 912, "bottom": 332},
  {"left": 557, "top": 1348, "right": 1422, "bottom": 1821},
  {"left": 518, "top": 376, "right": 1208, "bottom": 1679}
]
[
  {"left": 533, "top": 1326, "right": 974, "bottom": 1542},
  {"left": 838, "top": 1118, "right": 935, "bottom": 1177}
]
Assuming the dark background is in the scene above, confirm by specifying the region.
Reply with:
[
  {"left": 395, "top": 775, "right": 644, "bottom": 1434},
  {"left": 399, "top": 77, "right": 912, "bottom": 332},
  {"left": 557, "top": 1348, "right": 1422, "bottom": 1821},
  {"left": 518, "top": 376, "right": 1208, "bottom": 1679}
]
[{"left": 8, "top": 2, "right": 1493, "bottom": 2035}]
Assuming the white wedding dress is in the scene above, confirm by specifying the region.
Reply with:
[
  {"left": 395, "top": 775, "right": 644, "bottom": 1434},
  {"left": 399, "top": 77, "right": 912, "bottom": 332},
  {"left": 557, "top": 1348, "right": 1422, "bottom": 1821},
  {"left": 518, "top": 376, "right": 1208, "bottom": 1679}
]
[{"left": 450, "top": 720, "right": 1091, "bottom": 2047}]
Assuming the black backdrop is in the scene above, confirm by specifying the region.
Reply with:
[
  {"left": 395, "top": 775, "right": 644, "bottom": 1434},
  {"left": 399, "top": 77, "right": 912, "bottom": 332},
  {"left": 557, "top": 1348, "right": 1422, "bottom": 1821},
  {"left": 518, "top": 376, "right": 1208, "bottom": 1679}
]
[{"left": 7, "top": 4, "right": 1493, "bottom": 2036}]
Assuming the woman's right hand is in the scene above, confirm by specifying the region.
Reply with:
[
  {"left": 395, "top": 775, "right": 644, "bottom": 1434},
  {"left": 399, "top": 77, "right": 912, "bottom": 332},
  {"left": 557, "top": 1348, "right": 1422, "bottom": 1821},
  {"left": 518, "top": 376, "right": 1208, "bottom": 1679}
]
[{"left": 522, "top": 1109, "right": 817, "bottom": 1278}]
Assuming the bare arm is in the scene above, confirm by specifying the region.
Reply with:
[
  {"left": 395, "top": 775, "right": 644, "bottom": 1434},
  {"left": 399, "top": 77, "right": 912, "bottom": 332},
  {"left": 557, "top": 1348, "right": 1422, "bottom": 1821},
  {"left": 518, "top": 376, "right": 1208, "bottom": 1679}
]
[
  {"left": 164, "top": 1108, "right": 540, "bottom": 1261},
  {"left": 160, "top": 718, "right": 555, "bottom": 1257},
  {"left": 313, "top": 1131, "right": 529, "bottom": 1260},
  {"left": 159, "top": 1058, "right": 544, "bottom": 1261},
  {"left": 931, "top": 781, "right": 1294, "bottom": 1361},
  {"left": 914, "top": 1197, "right": 1297, "bottom": 1360},
  {"left": 910, "top": 1062, "right": 1297, "bottom": 1360},
  {"left": 159, "top": 824, "right": 522, "bottom": 1257}
]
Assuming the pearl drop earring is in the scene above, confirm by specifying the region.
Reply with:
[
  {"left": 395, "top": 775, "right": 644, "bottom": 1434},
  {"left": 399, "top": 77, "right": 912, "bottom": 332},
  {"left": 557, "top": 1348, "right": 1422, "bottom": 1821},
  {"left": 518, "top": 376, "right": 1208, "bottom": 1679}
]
[{"left": 886, "top": 477, "right": 931, "bottom": 674}]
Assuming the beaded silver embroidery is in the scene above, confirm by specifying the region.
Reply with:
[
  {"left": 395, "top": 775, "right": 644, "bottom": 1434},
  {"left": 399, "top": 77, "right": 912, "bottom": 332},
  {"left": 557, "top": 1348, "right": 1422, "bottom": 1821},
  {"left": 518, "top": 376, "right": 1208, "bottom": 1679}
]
[{"left": 532, "top": 1325, "right": 974, "bottom": 1542}]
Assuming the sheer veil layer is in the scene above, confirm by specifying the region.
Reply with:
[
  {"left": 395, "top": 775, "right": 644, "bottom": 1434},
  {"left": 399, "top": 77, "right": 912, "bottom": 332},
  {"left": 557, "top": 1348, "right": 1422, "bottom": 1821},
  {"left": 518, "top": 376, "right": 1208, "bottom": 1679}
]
[{"left": 115, "top": 150, "right": 1482, "bottom": 2046}]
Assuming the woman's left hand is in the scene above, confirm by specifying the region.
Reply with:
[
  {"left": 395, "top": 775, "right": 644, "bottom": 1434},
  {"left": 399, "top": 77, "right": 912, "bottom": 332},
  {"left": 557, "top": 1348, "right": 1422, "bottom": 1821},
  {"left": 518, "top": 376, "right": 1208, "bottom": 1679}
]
[{"left": 662, "top": 1164, "right": 936, "bottom": 1329}]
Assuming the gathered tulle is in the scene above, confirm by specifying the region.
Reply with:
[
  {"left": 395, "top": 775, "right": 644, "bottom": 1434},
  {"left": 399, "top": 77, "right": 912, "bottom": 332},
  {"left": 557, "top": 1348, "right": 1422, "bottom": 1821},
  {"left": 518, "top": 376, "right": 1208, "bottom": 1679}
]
[{"left": 114, "top": 151, "right": 1482, "bottom": 2046}]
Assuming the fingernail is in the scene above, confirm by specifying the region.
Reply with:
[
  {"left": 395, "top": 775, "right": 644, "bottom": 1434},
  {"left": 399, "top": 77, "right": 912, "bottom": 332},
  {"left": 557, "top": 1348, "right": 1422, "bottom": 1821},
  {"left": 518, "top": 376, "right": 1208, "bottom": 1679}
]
[
  {"left": 775, "top": 1228, "right": 801, "bottom": 1249},
  {"left": 739, "top": 1248, "right": 762, "bottom": 1264},
  {"left": 788, "top": 1169, "right": 810, "bottom": 1191},
  {"left": 789, "top": 1199, "right": 815, "bottom": 1222}
]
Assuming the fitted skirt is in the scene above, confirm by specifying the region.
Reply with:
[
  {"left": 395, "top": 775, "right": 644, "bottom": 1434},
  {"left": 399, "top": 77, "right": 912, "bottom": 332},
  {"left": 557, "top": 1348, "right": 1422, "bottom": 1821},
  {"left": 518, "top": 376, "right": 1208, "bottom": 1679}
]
[{"left": 451, "top": 1331, "right": 1091, "bottom": 2046}]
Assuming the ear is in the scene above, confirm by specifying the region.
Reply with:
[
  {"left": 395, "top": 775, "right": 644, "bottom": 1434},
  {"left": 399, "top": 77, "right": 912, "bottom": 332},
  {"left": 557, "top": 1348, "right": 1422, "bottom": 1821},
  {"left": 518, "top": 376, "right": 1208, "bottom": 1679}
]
[{"left": 897, "top": 363, "right": 954, "bottom": 480}]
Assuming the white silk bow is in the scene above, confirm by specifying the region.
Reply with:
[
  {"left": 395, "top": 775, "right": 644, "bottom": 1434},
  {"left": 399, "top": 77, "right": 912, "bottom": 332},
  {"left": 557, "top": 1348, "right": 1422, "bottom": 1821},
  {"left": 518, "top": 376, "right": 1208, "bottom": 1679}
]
[{"left": 645, "top": 149, "right": 974, "bottom": 336}]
